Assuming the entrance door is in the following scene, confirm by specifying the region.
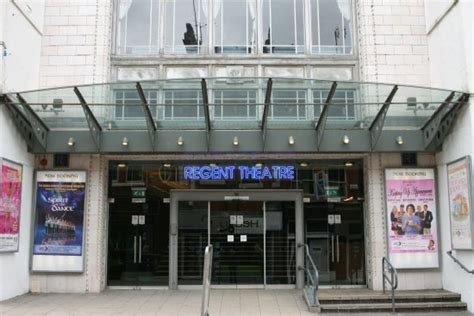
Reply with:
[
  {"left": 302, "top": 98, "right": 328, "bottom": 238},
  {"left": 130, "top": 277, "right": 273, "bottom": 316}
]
[
  {"left": 210, "top": 201, "right": 264, "bottom": 285},
  {"left": 107, "top": 198, "right": 169, "bottom": 286},
  {"left": 306, "top": 202, "right": 365, "bottom": 286}
]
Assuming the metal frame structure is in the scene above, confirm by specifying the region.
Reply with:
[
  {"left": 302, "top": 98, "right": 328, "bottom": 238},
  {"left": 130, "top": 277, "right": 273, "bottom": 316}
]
[
  {"left": 0, "top": 78, "right": 469, "bottom": 154},
  {"left": 136, "top": 82, "right": 158, "bottom": 148}
]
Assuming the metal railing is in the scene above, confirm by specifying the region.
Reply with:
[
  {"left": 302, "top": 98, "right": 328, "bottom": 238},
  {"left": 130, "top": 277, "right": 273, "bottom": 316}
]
[
  {"left": 447, "top": 250, "right": 474, "bottom": 274},
  {"left": 201, "top": 245, "right": 213, "bottom": 316},
  {"left": 298, "top": 243, "right": 320, "bottom": 307},
  {"left": 382, "top": 257, "right": 398, "bottom": 313}
]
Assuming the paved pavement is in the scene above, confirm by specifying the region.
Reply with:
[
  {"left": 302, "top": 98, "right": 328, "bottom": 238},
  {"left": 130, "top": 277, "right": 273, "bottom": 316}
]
[{"left": 0, "top": 289, "right": 472, "bottom": 316}]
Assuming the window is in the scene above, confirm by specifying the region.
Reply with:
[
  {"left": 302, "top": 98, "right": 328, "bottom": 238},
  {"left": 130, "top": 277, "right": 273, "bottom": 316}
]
[
  {"left": 271, "top": 90, "right": 307, "bottom": 119},
  {"left": 214, "top": 0, "right": 257, "bottom": 54},
  {"left": 116, "top": 0, "right": 160, "bottom": 54},
  {"left": 213, "top": 90, "right": 257, "bottom": 120},
  {"left": 313, "top": 90, "right": 355, "bottom": 120},
  {"left": 164, "top": 0, "right": 208, "bottom": 54},
  {"left": 115, "top": 90, "right": 158, "bottom": 120},
  {"left": 163, "top": 90, "right": 203, "bottom": 120},
  {"left": 311, "top": 0, "right": 353, "bottom": 54},
  {"left": 262, "top": 0, "right": 304, "bottom": 54}
]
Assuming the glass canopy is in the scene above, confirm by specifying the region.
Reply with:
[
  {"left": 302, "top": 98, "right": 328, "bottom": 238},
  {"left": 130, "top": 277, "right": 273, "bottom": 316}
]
[
  {"left": 4, "top": 77, "right": 464, "bottom": 132},
  {"left": 1, "top": 77, "right": 468, "bottom": 154}
]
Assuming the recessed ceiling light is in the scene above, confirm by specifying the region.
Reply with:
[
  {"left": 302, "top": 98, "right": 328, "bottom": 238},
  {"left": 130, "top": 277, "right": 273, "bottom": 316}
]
[
  {"left": 345, "top": 162, "right": 353, "bottom": 167},
  {"left": 255, "top": 163, "right": 263, "bottom": 168},
  {"left": 343, "top": 135, "right": 350, "bottom": 144},
  {"left": 288, "top": 135, "right": 295, "bottom": 145},
  {"left": 396, "top": 136, "right": 404, "bottom": 145},
  {"left": 299, "top": 162, "right": 308, "bottom": 167},
  {"left": 67, "top": 137, "right": 75, "bottom": 147},
  {"left": 122, "top": 137, "right": 129, "bottom": 147},
  {"left": 209, "top": 163, "right": 218, "bottom": 167},
  {"left": 163, "top": 163, "right": 171, "bottom": 168},
  {"left": 117, "top": 163, "right": 126, "bottom": 168},
  {"left": 177, "top": 136, "right": 184, "bottom": 146},
  {"left": 233, "top": 136, "right": 239, "bottom": 146}
]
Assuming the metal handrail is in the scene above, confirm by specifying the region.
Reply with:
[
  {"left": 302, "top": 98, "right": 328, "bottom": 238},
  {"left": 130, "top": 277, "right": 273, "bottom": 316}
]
[
  {"left": 201, "top": 245, "right": 213, "bottom": 316},
  {"left": 382, "top": 257, "right": 398, "bottom": 313},
  {"left": 447, "top": 250, "right": 474, "bottom": 274},
  {"left": 298, "top": 243, "right": 320, "bottom": 307}
]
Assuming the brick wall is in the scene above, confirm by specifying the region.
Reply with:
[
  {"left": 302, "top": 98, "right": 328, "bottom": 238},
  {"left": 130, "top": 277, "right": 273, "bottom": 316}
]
[
  {"left": 39, "top": 0, "right": 112, "bottom": 88},
  {"left": 357, "top": 0, "right": 430, "bottom": 86}
]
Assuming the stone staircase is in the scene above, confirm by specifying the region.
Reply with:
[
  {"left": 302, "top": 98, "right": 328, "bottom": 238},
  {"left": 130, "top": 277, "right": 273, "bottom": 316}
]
[{"left": 306, "top": 289, "right": 467, "bottom": 313}]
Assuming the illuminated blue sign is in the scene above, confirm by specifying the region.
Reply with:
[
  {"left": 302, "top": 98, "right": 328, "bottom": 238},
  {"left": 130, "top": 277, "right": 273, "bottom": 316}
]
[{"left": 184, "top": 165, "right": 295, "bottom": 181}]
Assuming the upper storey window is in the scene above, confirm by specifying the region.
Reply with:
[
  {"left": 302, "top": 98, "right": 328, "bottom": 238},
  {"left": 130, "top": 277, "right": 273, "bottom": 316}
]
[
  {"left": 116, "top": 0, "right": 160, "bottom": 54},
  {"left": 214, "top": 0, "right": 257, "bottom": 54},
  {"left": 311, "top": 0, "right": 353, "bottom": 54},
  {"left": 115, "top": 0, "right": 354, "bottom": 56},
  {"left": 164, "top": 0, "right": 209, "bottom": 54},
  {"left": 262, "top": 0, "right": 304, "bottom": 54}
]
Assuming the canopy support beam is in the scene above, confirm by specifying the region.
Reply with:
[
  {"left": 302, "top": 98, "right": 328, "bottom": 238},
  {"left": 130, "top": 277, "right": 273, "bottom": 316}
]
[
  {"left": 422, "top": 92, "right": 469, "bottom": 151},
  {"left": 16, "top": 93, "right": 49, "bottom": 151},
  {"left": 201, "top": 79, "right": 211, "bottom": 151},
  {"left": 315, "top": 81, "right": 337, "bottom": 150},
  {"left": 136, "top": 82, "right": 157, "bottom": 149},
  {"left": 74, "top": 87, "right": 102, "bottom": 151},
  {"left": 261, "top": 78, "right": 273, "bottom": 150},
  {"left": 369, "top": 85, "right": 398, "bottom": 150}
]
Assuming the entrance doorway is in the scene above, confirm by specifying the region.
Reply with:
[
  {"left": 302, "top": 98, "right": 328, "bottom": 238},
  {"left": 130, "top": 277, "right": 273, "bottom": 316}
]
[{"left": 170, "top": 190, "right": 305, "bottom": 289}]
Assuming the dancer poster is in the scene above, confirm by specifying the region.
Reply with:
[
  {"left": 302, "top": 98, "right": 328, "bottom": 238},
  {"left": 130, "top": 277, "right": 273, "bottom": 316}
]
[
  {"left": 33, "top": 171, "right": 86, "bottom": 256},
  {"left": 0, "top": 158, "right": 23, "bottom": 252},
  {"left": 385, "top": 168, "right": 439, "bottom": 269},
  {"left": 447, "top": 156, "right": 473, "bottom": 250}
]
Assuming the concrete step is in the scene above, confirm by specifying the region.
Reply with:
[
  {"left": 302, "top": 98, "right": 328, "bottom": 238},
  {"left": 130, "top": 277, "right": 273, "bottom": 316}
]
[
  {"left": 320, "top": 301, "right": 468, "bottom": 313},
  {"left": 318, "top": 291, "right": 461, "bottom": 304}
]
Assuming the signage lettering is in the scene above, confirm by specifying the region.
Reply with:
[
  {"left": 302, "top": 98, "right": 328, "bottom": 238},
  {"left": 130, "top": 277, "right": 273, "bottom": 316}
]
[{"left": 183, "top": 165, "right": 295, "bottom": 181}]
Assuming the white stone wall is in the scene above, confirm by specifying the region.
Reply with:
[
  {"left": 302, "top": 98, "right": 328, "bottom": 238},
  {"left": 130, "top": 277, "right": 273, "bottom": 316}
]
[
  {"left": 39, "top": 0, "right": 112, "bottom": 88},
  {"left": 357, "top": 0, "right": 430, "bottom": 86},
  {"left": 0, "top": 0, "right": 43, "bottom": 301},
  {"left": 425, "top": 0, "right": 474, "bottom": 311},
  {"left": 30, "top": 154, "right": 108, "bottom": 293}
]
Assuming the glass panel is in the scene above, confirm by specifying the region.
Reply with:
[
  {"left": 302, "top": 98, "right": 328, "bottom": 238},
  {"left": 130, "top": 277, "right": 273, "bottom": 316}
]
[
  {"left": 212, "top": 89, "right": 259, "bottom": 129},
  {"left": 265, "top": 202, "right": 296, "bottom": 285},
  {"left": 110, "top": 89, "right": 157, "bottom": 130},
  {"left": 210, "top": 201, "right": 264, "bottom": 285},
  {"left": 312, "top": 0, "right": 353, "bottom": 54},
  {"left": 262, "top": 0, "right": 304, "bottom": 54},
  {"left": 178, "top": 201, "right": 208, "bottom": 285},
  {"left": 116, "top": 0, "right": 160, "bottom": 54},
  {"left": 214, "top": 0, "right": 257, "bottom": 54},
  {"left": 384, "top": 87, "right": 461, "bottom": 129},
  {"left": 164, "top": 0, "right": 208, "bottom": 54},
  {"left": 271, "top": 90, "right": 307, "bottom": 119}
]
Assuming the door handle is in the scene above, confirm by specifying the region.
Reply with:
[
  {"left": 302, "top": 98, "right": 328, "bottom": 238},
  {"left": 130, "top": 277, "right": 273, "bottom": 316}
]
[
  {"left": 139, "top": 235, "right": 142, "bottom": 263},
  {"left": 336, "top": 235, "right": 340, "bottom": 263},
  {"left": 133, "top": 236, "right": 137, "bottom": 264},
  {"left": 331, "top": 235, "right": 335, "bottom": 263}
]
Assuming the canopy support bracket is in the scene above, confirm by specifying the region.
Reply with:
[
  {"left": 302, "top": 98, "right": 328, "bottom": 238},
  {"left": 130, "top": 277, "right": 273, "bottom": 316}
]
[
  {"left": 315, "top": 81, "right": 337, "bottom": 150},
  {"left": 422, "top": 92, "right": 469, "bottom": 151},
  {"left": 16, "top": 93, "right": 49, "bottom": 151},
  {"left": 2, "top": 94, "right": 48, "bottom": 152},
  {"left": 74, "top": 87, "right": 102, "bottom": 151},
  {"left": 201, "top": 79, "right": 211, "bottom": 151},
  {"left": 261, "top": 78, "right": 273, "bottom": 151},
  {"left": 136, "top": 82, "right": 157, "bottom": 149},
  {"left": 369, "top": 85, "right": 398, "bottom": 150}
]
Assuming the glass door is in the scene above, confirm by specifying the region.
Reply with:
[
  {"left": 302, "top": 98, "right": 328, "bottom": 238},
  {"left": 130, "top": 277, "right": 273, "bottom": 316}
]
[{"left": 210, "top": 201, "right": 264, "bottom": 285}]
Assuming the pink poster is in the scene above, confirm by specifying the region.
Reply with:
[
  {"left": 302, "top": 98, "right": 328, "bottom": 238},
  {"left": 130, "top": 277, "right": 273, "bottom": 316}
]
[
  {"left": 385, "top": 169, "right": 439, "bottom": 269},
  {"left": 0, "top": 159, "right": 23, "bottom": 252}
]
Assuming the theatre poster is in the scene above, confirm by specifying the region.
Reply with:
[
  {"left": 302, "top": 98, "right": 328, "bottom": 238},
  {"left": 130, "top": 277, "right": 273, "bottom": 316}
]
[
  {"left": 32, "top": 170, "right": 87, "bottom": 272},
  {"left": 384, "top": 168, "right": 439, "bottom": 269},
  {"left": 0, "top": 158, "right": 23, "bottom": 252},
  {"left": 447, "top": 156, "right": 474, "bottom": 250}
]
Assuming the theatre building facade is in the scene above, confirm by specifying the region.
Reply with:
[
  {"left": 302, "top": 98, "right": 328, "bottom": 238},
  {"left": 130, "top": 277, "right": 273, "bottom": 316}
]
[{"left": 0, "top": 0, "right": 473, "bottom": 312}]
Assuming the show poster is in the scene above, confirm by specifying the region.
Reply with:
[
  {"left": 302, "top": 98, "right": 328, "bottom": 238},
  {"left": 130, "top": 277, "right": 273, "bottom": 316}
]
[
  {"left": 33, "top": 171, "right": 86, "bottom": 256},
  {"left": 447, "top": 157, "right": 473, "bottom": 250},
  {"left": 0, "top": 159, "right": 23, "bottom": 252},
  {"left": 385, "top": 168, "right": 439, "bottom": 269}
]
